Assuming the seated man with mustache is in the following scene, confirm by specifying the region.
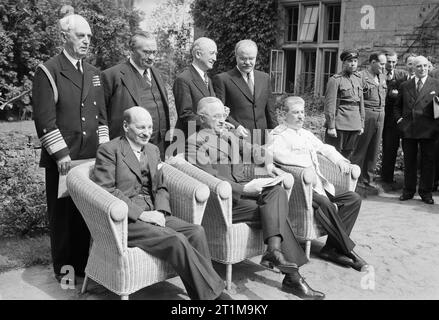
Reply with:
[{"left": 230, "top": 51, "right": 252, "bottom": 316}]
[{"left": 266, "top": 96, "right": 369, "bottom": 272}]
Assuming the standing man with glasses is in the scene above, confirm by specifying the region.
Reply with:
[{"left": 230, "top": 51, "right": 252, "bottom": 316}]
[
  {"left": 32, "top": 12, "right": 109, "bottom": 282},
  {"left": 394, "top": 56, "right": 439, "bottom": 205},
  {"left": 102, "top": 31, "right": 170, "bottom": 159},
  {"left": 213, "top": 39, "right": 277, "bottom": 145},
  {"left": 173, "top": 37, "right": 217, "bottom": 139}
]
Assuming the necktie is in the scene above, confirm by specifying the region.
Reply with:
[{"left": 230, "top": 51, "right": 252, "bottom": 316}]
[
  {"left": 139, "top": 150, "right": 148, "bottom": 174},
  {"left": 247, "top": 73, "right": 254, "bottom": 95},
  {"left": 76, "top": 60, "right": 82, "bottom": 74},
  {"left": 144, "top": 69, "right": 151, "bottom": 87},
  {"left": 387, "top": 71, "right": 392, "bottom": 81},
  {"left": 203, "top": 73, "right": 209, "bottom": 89},
  {"left": 417, "top": 79, "right": 423, "bottom": 94}
]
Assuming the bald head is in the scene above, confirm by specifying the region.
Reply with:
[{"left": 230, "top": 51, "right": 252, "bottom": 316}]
[
  {"left": 413, "top": 55, "right": 429, "bottom": 78},
  {"left": 59, "top": 14, "right": 91, "bottom": 59},
  {"left": 192, "top": 37, "right": 217, "bottom": 71},
  {"left": 123, "top": 107, "right": 153, "bottom": 148}
]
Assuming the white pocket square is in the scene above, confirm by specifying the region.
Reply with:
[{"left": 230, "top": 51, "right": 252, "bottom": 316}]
[{"left": 430, "top": 91, "right": 436, "bottom": 95}]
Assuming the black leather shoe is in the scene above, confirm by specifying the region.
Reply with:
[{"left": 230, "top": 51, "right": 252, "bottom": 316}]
[
  {"left": 346, "top": 251, "right": 369, "bottom": 272},
  {"left": 399, "top": 193, "right": 414, "bottom": 201},
  {"left": 282, "top": 275, "right": 325, "bottom": 300},
  {"left": 421, "top": 197, "right": 434, "bottom": 204},
  {"left": 260, "top": 249, "right": 298, "bottom": 274},
  {"left": 215, "top": 291, "right": 234, "bottom": 300},
  {"left": 319, "top": 246, "right": 353, "bottom": 267}
]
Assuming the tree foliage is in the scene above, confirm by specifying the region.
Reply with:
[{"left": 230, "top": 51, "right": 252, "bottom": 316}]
[
  {"left": 0, "top": 0, "right": 142, "bottom": 114},
  {"left": 191, "top": 0, "right": 278, "bottom": 75}
]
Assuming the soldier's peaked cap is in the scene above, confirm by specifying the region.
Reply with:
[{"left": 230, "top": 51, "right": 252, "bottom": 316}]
[{"left": 340, "top": 49, "right": 359, "bottom": 62}]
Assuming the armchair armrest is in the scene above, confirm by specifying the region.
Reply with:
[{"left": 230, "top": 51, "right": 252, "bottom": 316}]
[
  {"left": 317, "top": 154, "right": 360, "bottom": 193},
  {"left": 166, "top": 157, "right": 233, "bottom": 226},
  {"left": 67, "top": 162, "right": 129, "bottom": 255},
  {"left": 160, "top": 162, "right": 209, "bottom": 225}
]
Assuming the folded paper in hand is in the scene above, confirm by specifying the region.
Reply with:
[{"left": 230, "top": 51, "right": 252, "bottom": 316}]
[
  {"left": 248, "top": 174, "right": 286, "bottom": 190},
  {"left": 58, "top": 158, "right": 95, "bottom": 198},
  {"left": 433, "top": 96, "right": 439, "bottom": 119}
]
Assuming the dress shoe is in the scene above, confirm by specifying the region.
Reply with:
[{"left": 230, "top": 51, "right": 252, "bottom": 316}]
[
  {"left": 421, "top": 196, "right": 434, "bottom": 205},
  {"left": 215, "top": 291, "right": 234, "bottom": 300},
  {"left": 399, "top": 193, "right": 414, "bottom": 201},
  {"left": 319, "top": 246, "right": 353, "bottom": 267},
  {"left": 260, "top": 249, "right": 298, "bottom": 274},
  {"left": 282, "top": 275, "right": 325, "bottom": 300},
  {"left": 346, "top": 251, "right": 369, "bottom": 272}
]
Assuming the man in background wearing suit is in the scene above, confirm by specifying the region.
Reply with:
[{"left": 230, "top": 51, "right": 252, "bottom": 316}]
[
  {"left": 92, "top": 107, "right": 230, "bottom": 300},
  {"left": 102, "top": 31, "right": 170, "bottom": 159},
  {"left": 380, "top": 50, "right": 408, "bottom": 187},
  {"left": 394, "top": 56, "right": 439, "bottom": 204},
  {"left": 213, "top": 39, "right": 277, "bottom": 145},
  {"left": 173, "top": 37, "right": 217, "bottom": 138},
  {"left": 32, "top": 13, "right": 109, "bottom": 281}
]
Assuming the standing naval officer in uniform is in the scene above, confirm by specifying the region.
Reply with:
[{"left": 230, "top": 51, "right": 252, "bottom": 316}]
[
  {"left": 32, "top": 13, "right": 109, "bottom": 281},
  {"left": 324, "top": 49, "right": 364, "bottom": 159}
]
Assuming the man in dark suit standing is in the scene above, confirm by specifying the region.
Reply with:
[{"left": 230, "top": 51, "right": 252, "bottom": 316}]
[
  {"left": 430, "top": 66, "right": 439, "bottom": 191},
  {"left": 102, "top": 31, "right": 170, "bottom": 159},
  {"left": 380, "top": 50, "right": 408, "bottom": 186},
  {"left": 213, "top": 39, "right": 277, "bottom": 145},
  {"left": 187, "top": 97, "right": 325, "bottom": 300},
  {"left": 173, "top": 37, "right": 217, "bottom": 138},
  {"left": 92, "top": 106, "right": 229, "bottom": 300},
  {"left": 32, "top": 13, "right": 109, "bottom": 281},
  {"left": 394, "top": 55, "right": 439, "bottom": 204}
]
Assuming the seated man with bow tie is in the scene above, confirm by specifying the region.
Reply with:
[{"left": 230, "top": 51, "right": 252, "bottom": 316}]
[
  {"left": 92, "top": 106, "right": 231, "bottom": 300},
  {"left": 266, "top": 96, "right": 369, "bottom": 271}
]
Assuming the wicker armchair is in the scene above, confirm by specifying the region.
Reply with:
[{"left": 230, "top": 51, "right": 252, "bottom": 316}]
[
  {"left": 276, "top": 154, "right": 360, "bottom": 259},
  {"left": 166, "top": 156, "right": 294, "bottom": 290},
  {"left": 66, "top": 160, "right": 210, "bottom": 300}
]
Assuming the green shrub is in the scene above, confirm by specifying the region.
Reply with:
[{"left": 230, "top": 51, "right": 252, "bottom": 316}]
[{"left": 0, "top": 132, "right": 47, "bottom": 237}]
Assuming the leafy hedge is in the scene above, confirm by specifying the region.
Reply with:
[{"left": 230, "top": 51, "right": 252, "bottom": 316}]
[
  {"left": 191, "top": 0, "right": 278, "bottom": 75},
  {"left": 0, "top": 132, "right": 47, "bottom": 237}
]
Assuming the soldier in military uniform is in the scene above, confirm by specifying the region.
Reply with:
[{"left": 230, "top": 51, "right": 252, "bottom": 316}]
[
  {"left": 324, "top": 49, "right": 364, "bottom": 159},
  {"left": 32, "top": 14, "right": 109, "bottom": 281},
  {"left": 380, "top": 50, "right": 408, "bottom": 186},
  {"left": 351, "top": 52, "right": 387, "bottom": 188}
]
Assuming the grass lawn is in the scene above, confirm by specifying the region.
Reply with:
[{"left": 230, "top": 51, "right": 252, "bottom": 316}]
[{"left": 0, "top": 235, "right": 51, "bottom": 274}]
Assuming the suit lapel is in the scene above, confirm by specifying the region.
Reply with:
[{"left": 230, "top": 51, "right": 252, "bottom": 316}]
[
  {"left": 59, "top": 53, "right": 82, "bottom": 89},
  {"left": 121, "top": 137, "right": 142, "bottom": 181},
  {"left": 407, "top": 78, "right": 417, "bottom": 101},
  {"left": 190, "top": 65, "right": 210, "bottom": 96},
  {"left": 81, "top": 62, "right": 93, "bottom": 101},
  {"left": 144, "top": 144, "right": 157, "bottom": 183},
  {"left": 417, "top": 76, "right": 433, "bottom": 101},
  {"left": 254, "top": 70, "right": 263, "bottom": 102},
  {"left": 229, "top": 67, "right": 254, "bottom": 102},
  {"left": 150, "top": 67, "right": 168, "bottom": 105},
  {"left": 120, "top": 61, "right": 141, "bottom": 106}
]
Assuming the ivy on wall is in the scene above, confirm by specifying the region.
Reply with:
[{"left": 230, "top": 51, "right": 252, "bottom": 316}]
[{"left": 191, "top": 0, "right": 278, "bottom": 75}]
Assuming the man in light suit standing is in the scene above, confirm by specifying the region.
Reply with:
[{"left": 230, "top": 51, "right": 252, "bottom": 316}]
[
  {"left": 213, "top": 39, "right": 277, "bottom": 144},
  {"left": 102, "top": 31, "right": 170, "bottom": 159},
  {"left": 173, "top": 37, "right": 217, "bottom": 138},
  {"left": 394, "top": 56, "right": 439, "bottom": 204}
]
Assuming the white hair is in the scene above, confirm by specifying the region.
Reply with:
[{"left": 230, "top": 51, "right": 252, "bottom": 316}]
[
  {"left": 234, "top": 39, "right": 258, "bottom": 56},
  {"left": 191, "top": 37, "right": 216, "bottom": 57},
  {"left": 58, "top": 14, "right": 89, "bottom": 33}
]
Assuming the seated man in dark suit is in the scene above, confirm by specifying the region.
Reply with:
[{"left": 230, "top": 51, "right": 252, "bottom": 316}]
[
  {"left": 92, "top": 106, "right": 230, "bottom": 300},
  {"left": 187, "top": 97, "right": 325, "bottom": 300}
]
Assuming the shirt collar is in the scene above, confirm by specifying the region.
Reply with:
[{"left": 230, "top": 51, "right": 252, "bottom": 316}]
[
  {"left": 129, "top": 57, "right": 148, "bottom": 76},
  {"left": 125, "top": 136, "right": 142, "bottom": 157},
  {"left": 237, "top": 66, "right": 254, "bottom": 81},
  {"left": 192, "top": 63, "right": 206, "bottom": 80},
  {"left": 63, "top": 49, "right": 81, "bottom": 69},
  {"left": 415, "top": 75, "right": 428, "bottom": 84}
]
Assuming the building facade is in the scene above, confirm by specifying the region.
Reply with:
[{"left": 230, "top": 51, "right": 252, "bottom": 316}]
[{"left": 270, "top": 0, "right": 439, "bottom": 95}]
